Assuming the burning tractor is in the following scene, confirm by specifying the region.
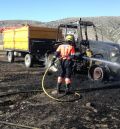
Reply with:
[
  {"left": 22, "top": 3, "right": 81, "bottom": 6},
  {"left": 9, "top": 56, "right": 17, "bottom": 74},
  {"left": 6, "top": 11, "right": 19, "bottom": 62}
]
[{"left": 45, "top": 19, "right": 120, "bottom": 82}]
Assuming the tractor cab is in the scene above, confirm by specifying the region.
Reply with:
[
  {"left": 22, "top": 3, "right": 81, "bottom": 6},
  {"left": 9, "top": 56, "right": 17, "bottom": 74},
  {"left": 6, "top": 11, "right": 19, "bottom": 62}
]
[
  {"left": 55, "top": 19, "right": 100, "bottom": 72},
  {"left": 56, "top": 18, "right": 98, "bottom": 55}
]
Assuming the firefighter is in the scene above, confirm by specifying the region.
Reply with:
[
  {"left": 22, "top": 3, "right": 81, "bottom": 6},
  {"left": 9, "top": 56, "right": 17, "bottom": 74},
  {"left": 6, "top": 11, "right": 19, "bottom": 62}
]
[
  {"left": 51, "top": 35, "right": 75, "bottom": 94},
  {"left": 85, "top": 48, "right": 93, "bottom": 67},
  {"left": 85, "top": 48, "right": 93, "bottom": 58}
]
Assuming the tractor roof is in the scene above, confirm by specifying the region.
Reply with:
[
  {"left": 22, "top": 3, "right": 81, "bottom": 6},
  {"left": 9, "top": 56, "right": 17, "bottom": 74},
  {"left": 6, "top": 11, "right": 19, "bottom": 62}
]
[{"left": 58, "top": 21, "right": 95, "bottom": 29}]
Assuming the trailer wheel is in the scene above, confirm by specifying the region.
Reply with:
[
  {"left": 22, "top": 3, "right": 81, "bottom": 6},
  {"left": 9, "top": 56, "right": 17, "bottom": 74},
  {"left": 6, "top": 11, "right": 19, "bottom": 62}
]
[
  {"left": 24, "top": 54, "right": 33, "bottom": 68},
  {"left": 8, "top": 51, "right": 14, "bottom": 63}
]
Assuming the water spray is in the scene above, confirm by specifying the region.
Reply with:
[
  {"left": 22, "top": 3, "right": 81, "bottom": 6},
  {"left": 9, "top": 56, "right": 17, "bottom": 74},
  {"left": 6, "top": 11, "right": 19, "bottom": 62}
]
[
  {"left": 83, "top": 56, "right": 120, "bottom": 68},
  {"left": 82, "top": 56, "right": 120, "bottom": 81}
]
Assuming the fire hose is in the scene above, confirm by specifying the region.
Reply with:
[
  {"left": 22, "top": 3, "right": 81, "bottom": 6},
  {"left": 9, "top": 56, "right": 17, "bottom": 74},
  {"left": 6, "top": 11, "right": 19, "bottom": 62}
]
[
  {"left": 41, "top": 54, "right": 120, "bottom": 102},
  {"left": 0, "top": 60, "right": 81, "bottom": 129},
  {"left": 41, "top": 58, "right": 82, "bottom": 102}
]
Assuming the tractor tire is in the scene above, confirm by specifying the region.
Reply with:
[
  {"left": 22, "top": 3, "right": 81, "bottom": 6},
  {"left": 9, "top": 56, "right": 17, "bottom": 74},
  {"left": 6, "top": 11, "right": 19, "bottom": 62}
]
[
  {"left": 24, "top": 54, "right": 33, "bottom": 68},
  {"left": 88, "top": 65, "right": 104, "bottom": 81},
  {"left": 7, "top": 51, "right": 14, "bottom": 63}
]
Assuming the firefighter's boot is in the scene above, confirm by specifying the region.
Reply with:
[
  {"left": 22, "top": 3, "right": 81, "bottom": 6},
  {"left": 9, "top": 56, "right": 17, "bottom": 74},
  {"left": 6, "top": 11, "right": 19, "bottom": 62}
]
[
  {"left": 57, "top": 83, "right": 62, "bottom": 94},
  {"left": 65, "top": 83, "right": 71, "bottom": 94}
]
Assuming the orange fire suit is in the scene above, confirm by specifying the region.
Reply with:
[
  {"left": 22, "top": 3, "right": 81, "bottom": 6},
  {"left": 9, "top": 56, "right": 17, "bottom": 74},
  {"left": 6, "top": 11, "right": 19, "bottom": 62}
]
[{"left": 56, "top": 43, "right": 75, "bottom": 85}]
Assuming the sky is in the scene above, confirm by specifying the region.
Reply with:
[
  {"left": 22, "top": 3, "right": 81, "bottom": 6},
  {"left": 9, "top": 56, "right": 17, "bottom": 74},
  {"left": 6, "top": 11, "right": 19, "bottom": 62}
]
[{"left": 0, "top": 0, "right": 120, "bottom": 22}]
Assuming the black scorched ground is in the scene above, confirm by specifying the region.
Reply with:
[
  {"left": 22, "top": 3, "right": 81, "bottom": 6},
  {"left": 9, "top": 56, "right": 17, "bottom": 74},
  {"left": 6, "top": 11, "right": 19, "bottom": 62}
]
[{"left": 0, "top": 55, "right": 120, "bottom": 129}]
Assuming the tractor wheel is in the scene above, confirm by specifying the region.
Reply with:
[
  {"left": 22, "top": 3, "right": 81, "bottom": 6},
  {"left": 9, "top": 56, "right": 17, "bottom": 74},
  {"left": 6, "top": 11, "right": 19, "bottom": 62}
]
[
  {"left": 7, "top": 51, "right": 14, "bottom": 63},
  {"left": 88, "top": 65, "right": 104, "bottom": 81},
  {"left": 24, "top": 54, "right": 33, "bottom": 68}
]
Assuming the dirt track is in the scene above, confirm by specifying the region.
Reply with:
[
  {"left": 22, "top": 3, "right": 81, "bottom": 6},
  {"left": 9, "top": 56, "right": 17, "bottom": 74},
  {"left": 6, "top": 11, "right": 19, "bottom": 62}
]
[{"left": 0, "top": 55, "right": 120, "bottom": 129}]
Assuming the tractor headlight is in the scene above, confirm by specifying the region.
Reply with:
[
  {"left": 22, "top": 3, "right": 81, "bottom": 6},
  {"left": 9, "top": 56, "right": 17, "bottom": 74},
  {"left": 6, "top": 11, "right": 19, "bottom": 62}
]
[{"left": 111, "top": 52, "right": 116, "bottom": 57}]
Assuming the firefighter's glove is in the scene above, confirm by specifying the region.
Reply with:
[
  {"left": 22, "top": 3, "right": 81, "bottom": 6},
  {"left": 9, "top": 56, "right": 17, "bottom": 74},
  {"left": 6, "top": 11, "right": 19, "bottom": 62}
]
[{"left": 51, "top": 57, "right": 56, "bottom": 66}]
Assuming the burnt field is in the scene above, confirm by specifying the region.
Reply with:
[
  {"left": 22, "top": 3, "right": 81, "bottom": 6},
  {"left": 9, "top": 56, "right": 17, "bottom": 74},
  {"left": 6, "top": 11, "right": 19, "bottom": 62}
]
[{"left": 0, "top": 55, "right": 120, "bottom": 129}]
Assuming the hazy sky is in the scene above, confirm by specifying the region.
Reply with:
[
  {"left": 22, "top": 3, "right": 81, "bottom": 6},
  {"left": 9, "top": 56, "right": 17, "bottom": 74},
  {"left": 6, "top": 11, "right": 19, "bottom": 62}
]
[{"left": 0, "top": 0, "right": 120, "bottom": 22}]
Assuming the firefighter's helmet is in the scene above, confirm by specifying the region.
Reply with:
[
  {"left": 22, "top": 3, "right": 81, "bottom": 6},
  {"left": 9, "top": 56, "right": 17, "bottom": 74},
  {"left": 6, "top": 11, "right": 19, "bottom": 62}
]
[{"left": 65, "top": 35, "right": 74, "bottom": 42}]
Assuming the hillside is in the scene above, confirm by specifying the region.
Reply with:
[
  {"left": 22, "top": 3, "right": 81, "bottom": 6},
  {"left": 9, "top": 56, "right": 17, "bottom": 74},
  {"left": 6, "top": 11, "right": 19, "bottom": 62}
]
[
  {"left": 0, "top": 16, "right": 120, "bottom": 45},
  {"left": 0, "top": 20, "right": 45, "bottom": 27}
]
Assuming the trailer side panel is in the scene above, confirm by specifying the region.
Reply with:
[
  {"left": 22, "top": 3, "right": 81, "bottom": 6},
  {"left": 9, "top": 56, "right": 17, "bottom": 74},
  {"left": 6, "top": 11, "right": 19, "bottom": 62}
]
[{"left": 3, "top": 26, "right": 29, "bottom": 51}]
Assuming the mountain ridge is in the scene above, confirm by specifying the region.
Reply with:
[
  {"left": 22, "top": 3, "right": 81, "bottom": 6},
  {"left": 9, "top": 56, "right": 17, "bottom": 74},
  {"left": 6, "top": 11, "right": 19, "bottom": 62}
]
[{"left": 0, "top": 16, "right": 120, "bottom": 43}]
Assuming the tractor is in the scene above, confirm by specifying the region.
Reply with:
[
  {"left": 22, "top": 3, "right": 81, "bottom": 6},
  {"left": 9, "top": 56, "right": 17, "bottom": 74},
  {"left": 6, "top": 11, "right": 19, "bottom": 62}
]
[{"left": 45, "top": 18, "right": 120, "bottom": 82}]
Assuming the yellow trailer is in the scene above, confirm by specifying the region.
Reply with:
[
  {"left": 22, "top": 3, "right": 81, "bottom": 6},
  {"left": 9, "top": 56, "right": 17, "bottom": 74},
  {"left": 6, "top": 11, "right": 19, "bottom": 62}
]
[{"left": 3, "top": 25, "right": 62, "bottom": 67}]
